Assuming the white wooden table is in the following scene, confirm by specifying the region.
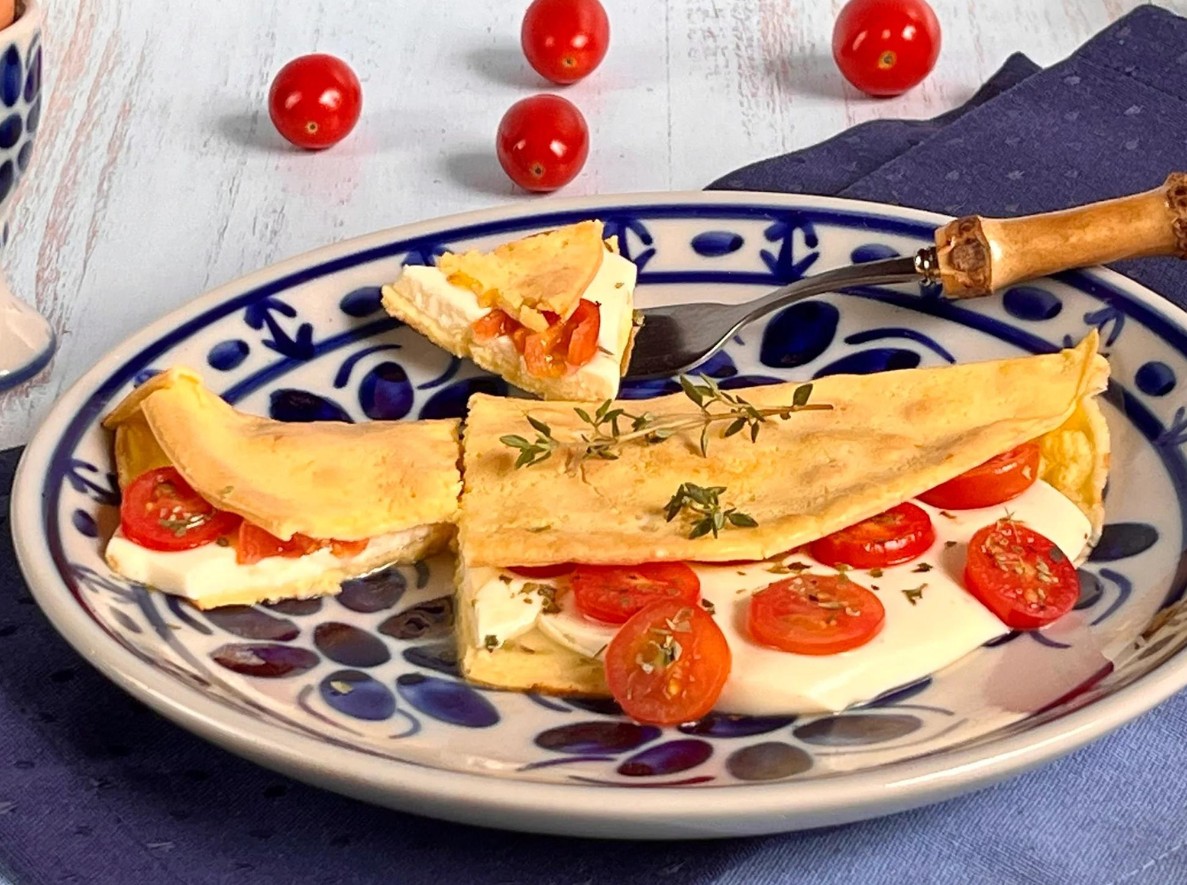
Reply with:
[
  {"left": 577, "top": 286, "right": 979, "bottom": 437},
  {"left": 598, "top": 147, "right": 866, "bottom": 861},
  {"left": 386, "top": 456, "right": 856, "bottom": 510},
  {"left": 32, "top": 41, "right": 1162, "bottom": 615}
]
[{"left": 0, "top": 0, "right": 1173, "bottom": 449}]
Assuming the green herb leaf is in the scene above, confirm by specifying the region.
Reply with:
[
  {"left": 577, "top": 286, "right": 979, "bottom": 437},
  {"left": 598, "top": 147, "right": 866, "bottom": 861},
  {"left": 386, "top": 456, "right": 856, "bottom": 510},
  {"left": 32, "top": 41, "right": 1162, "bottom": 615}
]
[
  {"left": 665, "top": 482, "right": 759, "bottom": 539},
  {"left": 723, "top": 417, "right": 747, "bottom": 438},
  {"left": 902, "top": 584, "right": 927, "bottom": 606},
  {"left": 526, "top": 415, "right": 552, "bottom": 436},
  {"left": 679, "top": 376, "right": 705, "bottom": 407},
  {"left": 504, "top": 377, "right": 833, "bottom": 468}
]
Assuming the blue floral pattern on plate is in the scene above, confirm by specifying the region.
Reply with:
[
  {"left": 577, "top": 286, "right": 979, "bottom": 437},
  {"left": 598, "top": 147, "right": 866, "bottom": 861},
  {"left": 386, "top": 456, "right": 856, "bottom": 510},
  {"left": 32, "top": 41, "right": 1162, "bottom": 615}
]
[{"left": 13, "top": 195, "right": 1187, "bottom": 835}]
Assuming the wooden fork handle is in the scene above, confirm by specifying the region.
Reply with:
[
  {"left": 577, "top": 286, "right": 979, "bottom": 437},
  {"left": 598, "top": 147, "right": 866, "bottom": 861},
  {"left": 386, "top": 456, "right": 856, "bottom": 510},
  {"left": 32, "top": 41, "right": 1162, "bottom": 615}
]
[{"left": 934, "top": 172, "right": 1187, "bottom": 297}]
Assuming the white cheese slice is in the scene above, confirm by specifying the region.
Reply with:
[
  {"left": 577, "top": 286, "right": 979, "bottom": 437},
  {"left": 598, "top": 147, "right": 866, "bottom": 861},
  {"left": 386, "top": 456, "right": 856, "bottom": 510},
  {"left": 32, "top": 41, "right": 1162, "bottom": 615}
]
[
  {"left": 472, "top": 480, "right": 1093, "bottom": 715},
  {"left": 106, "top": 524, "right": 440, "bottom": 607},
  {"left": 465, "top": 566, "right": 544, "bottom": 649}
]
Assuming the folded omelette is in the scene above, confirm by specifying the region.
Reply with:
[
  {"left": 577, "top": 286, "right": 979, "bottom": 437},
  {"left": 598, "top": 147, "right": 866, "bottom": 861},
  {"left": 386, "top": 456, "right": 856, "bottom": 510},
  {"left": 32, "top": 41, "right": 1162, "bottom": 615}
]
[
  {"left": 455, "top": 334, "right": 1110, "bottom": 696},
  {"left": 102, "top": 368, "right": 462, "bottom": 608}
]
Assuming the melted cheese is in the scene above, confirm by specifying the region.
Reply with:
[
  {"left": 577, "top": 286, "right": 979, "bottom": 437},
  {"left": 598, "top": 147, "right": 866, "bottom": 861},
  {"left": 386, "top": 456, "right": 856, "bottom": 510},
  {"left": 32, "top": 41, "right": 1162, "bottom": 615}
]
[
  {"left": 469, "top": 481, "right": 1093, "bottom": 715},
  {"left": 106, "top": 525, "right": 439, "bottom": 607}
]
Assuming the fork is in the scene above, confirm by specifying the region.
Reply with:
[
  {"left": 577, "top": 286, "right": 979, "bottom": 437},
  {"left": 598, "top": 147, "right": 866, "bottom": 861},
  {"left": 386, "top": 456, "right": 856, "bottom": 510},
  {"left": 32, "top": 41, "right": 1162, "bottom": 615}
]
[{"left": 625, "top": 173, "right": 1187, "bottom": 379}]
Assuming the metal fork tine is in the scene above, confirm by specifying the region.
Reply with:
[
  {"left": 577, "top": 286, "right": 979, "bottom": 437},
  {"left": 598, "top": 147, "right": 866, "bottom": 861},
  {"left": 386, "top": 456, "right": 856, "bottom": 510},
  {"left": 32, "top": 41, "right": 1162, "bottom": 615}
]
[{"left": 624, "top": 254, "right": 927, "bottom": 380}]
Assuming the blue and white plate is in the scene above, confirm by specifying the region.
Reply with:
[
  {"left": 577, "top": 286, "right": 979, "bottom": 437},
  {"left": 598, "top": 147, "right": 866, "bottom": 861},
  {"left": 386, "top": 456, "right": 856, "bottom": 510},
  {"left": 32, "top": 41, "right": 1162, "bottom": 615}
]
[{"left": 12, "top": 193, "right": 1187, "bottom": 839}]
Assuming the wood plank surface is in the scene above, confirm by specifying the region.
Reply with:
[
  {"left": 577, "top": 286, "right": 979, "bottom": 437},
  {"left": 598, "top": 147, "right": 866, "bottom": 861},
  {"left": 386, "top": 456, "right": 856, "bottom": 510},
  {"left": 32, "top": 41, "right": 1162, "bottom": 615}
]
[{"left": 0, "top": 0, "right": 1171, "bottom": 447}]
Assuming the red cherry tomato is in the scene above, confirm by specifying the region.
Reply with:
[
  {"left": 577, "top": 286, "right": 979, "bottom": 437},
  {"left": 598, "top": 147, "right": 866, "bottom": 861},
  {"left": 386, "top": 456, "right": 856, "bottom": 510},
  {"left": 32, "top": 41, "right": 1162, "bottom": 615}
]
[
  {"left": 268, "top": 54, "right": 362, "bottom": 150},
  {"left": 918, "top": 441, "right": 1041, "bottom": 510},
  {"left": 563, "top": 299, "right": 601, "bottom": 366},
  {"left": 474, "top": 300, "right": 602, "bottom": 376},
  {"left": 120, "top": 467, "right": 242, "bottom": 552},
  {"left": 964, "top": 519, "right": 1079, "bottom": 630},
  {"left": 604, "top": 599, "right": 731, "bottom": 725},
  {"left": 747, "top": 574, "right": 885, "bottom": 656},
  {"left": 472, "top": 309, "right": 516, "bottom": 343},
  {"left": 571, "top": 562, "right": 700, "bottom": 624},
  {"left": 810, "top": 502, "right": 936, "bottom": 569},
  {"left": 521, "top": 0, "right": 610, "bottom": 85},
  {"left": 832, "top": 0, "right": 941, "bottom": 97},
  {"left": 496, "top": 94, "right": 589, "bottom": 192},
  {"left": 236, "top": 522, "right": 368, "bottom": 566}
]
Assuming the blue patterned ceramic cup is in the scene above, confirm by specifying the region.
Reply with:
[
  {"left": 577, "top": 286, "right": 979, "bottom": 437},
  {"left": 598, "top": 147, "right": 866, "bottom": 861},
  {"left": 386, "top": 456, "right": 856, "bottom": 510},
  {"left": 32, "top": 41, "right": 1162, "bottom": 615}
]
[{"left": 0, "top": 0, "right": 48, "bottom": 390}]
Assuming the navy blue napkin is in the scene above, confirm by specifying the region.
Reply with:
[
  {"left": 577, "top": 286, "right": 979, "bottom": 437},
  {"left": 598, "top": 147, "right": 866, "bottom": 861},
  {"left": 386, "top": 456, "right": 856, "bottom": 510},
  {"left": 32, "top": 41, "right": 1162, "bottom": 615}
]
[
  {"left": 711, "top": 6, "right": 1187, "bottom": 307},
  {"left": 4, "top": 6, "right": 1187, "bottom": 884}
]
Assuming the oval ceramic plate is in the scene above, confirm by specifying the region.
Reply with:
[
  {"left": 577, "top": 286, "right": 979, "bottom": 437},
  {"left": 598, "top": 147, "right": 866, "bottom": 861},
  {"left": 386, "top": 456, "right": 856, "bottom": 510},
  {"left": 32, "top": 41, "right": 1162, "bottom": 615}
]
[{"left": 12, "top": 193, "right": 1187, "bottom": 839}]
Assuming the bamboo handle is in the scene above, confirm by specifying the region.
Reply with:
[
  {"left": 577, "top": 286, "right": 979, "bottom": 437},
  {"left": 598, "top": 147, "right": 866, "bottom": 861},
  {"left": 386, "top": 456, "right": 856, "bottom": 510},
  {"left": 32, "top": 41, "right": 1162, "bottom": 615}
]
[{"left": 934, "top": 172, "right": 1187, "bottom": 297}]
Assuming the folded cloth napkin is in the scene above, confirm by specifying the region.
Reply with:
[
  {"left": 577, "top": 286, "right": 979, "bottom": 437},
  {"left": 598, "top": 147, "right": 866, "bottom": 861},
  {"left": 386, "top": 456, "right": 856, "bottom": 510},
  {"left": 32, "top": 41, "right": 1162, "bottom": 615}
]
[
  {"left": 4, "top": 6, "right": 1187, "bottom": 885},
  {"left": 710, "top": 5, "right": 1187, "bottom": 306}
]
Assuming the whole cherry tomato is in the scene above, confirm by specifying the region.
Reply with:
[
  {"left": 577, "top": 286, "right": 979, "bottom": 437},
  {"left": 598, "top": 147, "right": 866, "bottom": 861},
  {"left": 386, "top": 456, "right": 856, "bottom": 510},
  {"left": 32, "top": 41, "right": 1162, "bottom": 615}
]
[
  {"left": 268, "top": 54, "right": 362, "bottom": 150},
  {"left": 521, "top": 0, "right": 611, "bottom": 85},
  {"left": 832, "top": 0, "right": 942, "bottom": 97},
  {"left": 496, "top": 94, "right": 590, "bottom": 192}
]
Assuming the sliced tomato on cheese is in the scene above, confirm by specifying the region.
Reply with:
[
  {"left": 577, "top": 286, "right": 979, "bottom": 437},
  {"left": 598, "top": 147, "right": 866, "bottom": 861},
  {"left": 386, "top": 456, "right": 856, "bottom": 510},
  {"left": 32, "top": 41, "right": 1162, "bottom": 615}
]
[
  {"left": 919, "top": 441, "right": 1041, "bottom": 510},
  {"left": 522, "top": 320, "right": 570, "bottom": 378},
  {"left": 747, "top": 574, "right": 885, "bottom": 655},
  {"left": 571, "top": 562, "right": 700, "bottom": 624},
  {"left": 810, "top": 502, "right": 935, "bottom": 569},
  {"left": 563, "top": 299, "right": 601, "bottom": 366},
  {"left": 469, "top": 299, "right": 602, "bottom": 377},
  {"left": 963, "top": 518, "right": 1078, "bottom": 630},
  {"left": 236, "top": 522, "right": 369, "bottom": 566},
  {"left": 120, "top": 467, "right": 242, "bottom": 552},
  {"left": 471, "top": 309, "right": 516, "bottom": 342},
  {"left": 604, "top": 599, "right": 731, "bottom": 725}
]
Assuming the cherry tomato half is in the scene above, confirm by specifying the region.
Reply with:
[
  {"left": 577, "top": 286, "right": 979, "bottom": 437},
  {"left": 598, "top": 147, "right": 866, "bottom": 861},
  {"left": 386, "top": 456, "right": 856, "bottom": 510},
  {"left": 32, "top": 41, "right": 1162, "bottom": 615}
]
[
  {"left": 747, "top": 574, "right": 885, "bottom": 656},
  {"left": 964, "top": 519, "right": 1079, "bottom": 630},
  {"left": 918, "top": 441, "right": 1041, "bottom": 510},
  {"left": 120, "top": 467, "right": 242, "bottom": 552},
  {"left": 832, "top": 0, "right": 941, "bottom": 97},
  {"left": 571, "top": 562, "right": 700, "bottom": 625},
  {"left": 236, "top": 522, "right": 369, "bottom": 566},
  {"left": 496, "top": 94, "right": 589, "bottom": 192},
  {"left": 268, "top": 54, "right": 362, "bottom": 150},
  {"left": 521, "top": 0, "right": 610, "bottom": 85},
  {"left": 810, "top": 502, "right": 936, "bottom": 569},
  {"left": 563, "top": 299, "right": 602, "bottom": 366},
  {"left": 604, "top": 599, "right": 731, "bottom": 725}
]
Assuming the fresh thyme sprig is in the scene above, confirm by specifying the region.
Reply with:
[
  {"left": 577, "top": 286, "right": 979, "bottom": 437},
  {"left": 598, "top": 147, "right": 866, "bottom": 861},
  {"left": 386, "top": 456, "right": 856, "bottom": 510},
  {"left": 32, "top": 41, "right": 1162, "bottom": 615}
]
[
  {"left": 664, "top": 482, "right": 758, "bottom": 539},
  {"left": 499, "top": 414, "right": 559, "bottom": 468},
  {"left": 500, "top": 374, "right": 831, "bottom": 468}
]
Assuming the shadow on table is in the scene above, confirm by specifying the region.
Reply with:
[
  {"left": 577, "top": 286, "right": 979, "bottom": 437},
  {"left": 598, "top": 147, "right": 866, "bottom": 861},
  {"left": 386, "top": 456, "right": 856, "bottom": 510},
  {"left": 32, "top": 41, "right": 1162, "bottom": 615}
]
[
  {"left": 443, "top": 148, "right": 517, "bottom": 197},
  {"left": 465, "top": 45, "right": 543, "bottom": 90},
  {"left": 217, "top": 110, "right": 288, "bottom": 153}
]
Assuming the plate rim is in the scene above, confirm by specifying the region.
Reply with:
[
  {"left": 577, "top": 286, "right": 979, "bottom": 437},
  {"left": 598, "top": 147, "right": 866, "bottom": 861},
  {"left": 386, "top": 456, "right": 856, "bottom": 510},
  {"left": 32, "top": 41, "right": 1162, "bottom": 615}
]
[{"left": 13, "top": 188, "right": 1187, "bottom": 838}]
